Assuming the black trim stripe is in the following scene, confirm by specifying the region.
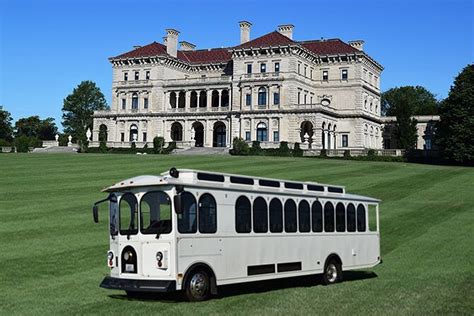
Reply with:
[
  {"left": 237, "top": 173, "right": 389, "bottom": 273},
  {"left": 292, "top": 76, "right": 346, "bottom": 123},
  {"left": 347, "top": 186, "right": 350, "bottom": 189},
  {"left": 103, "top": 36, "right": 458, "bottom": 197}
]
[
  {"left": 259, "top": 179, "right": 280, "bottom": 188},
  {"left": 284, "top": 182, "right": 303, "bottom": 190},
  {"left": 307, "top": 184, "right": 325, "bottom": 192},
  {"left": 230, "top": 176, "right": 254, "bottom": 185},
  {"left": 277, "top": 262, "right": 302, "bottom": 272},
  {"left": 328, "top": 187, "right": 344, "bottom": 193},
  {"left": 197, "top": 172, "right": 225, "bottom": 182},
  {"left": 247, "top": 264, "right": 275, "bottom": 276}
]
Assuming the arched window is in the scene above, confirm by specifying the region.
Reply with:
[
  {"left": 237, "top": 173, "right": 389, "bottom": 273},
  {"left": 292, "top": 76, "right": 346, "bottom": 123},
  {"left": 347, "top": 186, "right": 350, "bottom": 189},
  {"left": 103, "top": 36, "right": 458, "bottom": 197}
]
[
  {"left": 235, "top": 196, "right": 251, "bottom": 233},
  {"left": 327, "top": 123, "right": 332, "bottom": 149},
  {"left": 258, "top": 87, "right": 267, "bottom": 106},
  {"left": 357, "top": 204, "right": 366, "bottom": 232},
  {"left": 178, "top": 192, "right": 197, "bottom": 234},
  {"left": 171, "top": 122, "right": 183, "bottom": 141},
  {"left": 99, "top": 124, "right": 108, "bottom": 142},
  {"left": 347, "top": 203, "right": 356, "bottom": 232},
  {"left": 129, "top": 124, "right": 138, "bottom": 142},
  {"left": 199, "top": 91, "right": 207, "bottom": 107},
  {"left": 221, "top": 89, "right": 229, "bottom": 107},
  {"left": 211, "top": 90, "right": 219, "bottom": 107},
  {"left": 312, "top": 201, "right": 323, "bottom": 232},
  {"left": 198, "top": 194, "right": 217, "bottom": 233},
  {"left": 324, "top": 202, "right": 334, "bottom": 232},
  {"left": 119, "top": 193, "right": 138, "bottom": 235},
  {"left": 178, "top": 91, "right": 185, "bottom": 108},
  {"left": 298, "top": 200, "right": 310, "bottom": 232},
  {"left": 269, "top": 198, "right": 283, "bottom": 233},
  {"left": 132, "top": 93, "right": 139, "bottom": 109},
  {"left": 336, "top": 202, "right": 345, "bottom": 232},
  {"left": 140, "top": 191, "right": 171, "bottom": 235},
  {"left": 169, "top": 91, "right": 177, "bottom": 108},
  {"left": 300, "top": 121, "right": 314, "bottom": 143},
  {"left": 253, "top": 197, "right": 268, "bottom": 233},
  {"left": 284, "top": 199, "right": 297, "bottom": 233},
  {"left": 256, "top": 122, "right": 268, "bottom": 142},
  {"left": 190, "top": 91, "right": 198, "bottom": 108},
  {"left": 322, "top": 122, "right": 326, "bottom": 149}
]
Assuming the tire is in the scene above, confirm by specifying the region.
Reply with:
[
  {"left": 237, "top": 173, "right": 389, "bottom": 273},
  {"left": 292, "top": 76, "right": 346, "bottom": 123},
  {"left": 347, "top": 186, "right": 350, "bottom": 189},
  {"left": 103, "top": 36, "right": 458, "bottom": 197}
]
[
  {"left": 322, "top": 259, "right": 342, "bottom": 285},
  {"left": 184, "top": 270, "right": 210, "bottom": 301}
]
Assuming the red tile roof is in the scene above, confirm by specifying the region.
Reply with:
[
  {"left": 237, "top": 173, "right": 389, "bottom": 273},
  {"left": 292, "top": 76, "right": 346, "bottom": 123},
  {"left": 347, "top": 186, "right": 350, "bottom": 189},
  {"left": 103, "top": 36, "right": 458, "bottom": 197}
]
[
  {"left": 300, "top": 39, "right": 359, "bottom": 55},
  {"left": 111, "top": 32, "right": 361, "bottom": 64}
]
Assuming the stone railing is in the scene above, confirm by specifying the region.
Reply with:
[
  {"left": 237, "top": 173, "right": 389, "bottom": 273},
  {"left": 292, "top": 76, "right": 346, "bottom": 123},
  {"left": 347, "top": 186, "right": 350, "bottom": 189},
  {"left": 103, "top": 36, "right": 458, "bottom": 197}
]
[
  {"left": 303, "top": 149, "right": 405, "bottom": 157},
  {"left": 163, "top": 76, "right": 232, "bottom": 87},
  {"left": 114, "top": 79, "right": 152, "bottom": 87},
  {"left": 240, "top": 72, "right": 282, "bottom": 81}
]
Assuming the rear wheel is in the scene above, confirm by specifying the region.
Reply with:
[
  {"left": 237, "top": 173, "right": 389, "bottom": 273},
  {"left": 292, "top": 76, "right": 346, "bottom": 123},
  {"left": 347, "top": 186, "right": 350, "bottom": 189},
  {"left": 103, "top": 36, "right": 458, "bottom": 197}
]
[
  {"left": 184, "top": 270, "right": 210, "bottom": 301},
  {"left": 322, "top": 259, "right": 342, "bottom": 285}
]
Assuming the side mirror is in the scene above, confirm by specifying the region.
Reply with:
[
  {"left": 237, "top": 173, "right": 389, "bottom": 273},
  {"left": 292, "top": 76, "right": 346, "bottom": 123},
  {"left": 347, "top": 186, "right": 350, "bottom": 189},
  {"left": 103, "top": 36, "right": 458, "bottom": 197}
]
[
  {"left": 174, "top": 194, "right": 183, "bottom": 214},
  {"left": 93, "top": 205, "right": 99, "bottom": 223}
]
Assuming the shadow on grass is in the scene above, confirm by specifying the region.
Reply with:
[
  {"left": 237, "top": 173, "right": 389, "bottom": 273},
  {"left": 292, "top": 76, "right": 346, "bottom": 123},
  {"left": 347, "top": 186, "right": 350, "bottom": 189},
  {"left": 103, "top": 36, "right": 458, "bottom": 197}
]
[{"left": 108, "top": 270, "right": 377, "bottom": 302}]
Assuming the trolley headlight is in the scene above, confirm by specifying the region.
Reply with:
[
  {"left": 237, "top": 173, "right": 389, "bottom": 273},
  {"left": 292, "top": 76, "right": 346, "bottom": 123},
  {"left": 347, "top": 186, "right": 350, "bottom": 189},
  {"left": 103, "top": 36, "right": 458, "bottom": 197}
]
[
  {"left": 124, "top": 251, "right": 132, "bottom": 261},
  {"left": 107, "top": 251, "right": 114, "bottom": 261},
  {"left": 156, "top": 251, "right": 163, "bottom": 262}
]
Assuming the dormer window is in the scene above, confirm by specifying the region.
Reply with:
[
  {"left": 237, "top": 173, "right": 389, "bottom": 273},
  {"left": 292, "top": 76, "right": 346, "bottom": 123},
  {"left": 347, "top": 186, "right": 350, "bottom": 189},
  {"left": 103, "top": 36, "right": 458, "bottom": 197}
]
[{"left": 274, "top": 62, "right": 280, "bottom": 73}]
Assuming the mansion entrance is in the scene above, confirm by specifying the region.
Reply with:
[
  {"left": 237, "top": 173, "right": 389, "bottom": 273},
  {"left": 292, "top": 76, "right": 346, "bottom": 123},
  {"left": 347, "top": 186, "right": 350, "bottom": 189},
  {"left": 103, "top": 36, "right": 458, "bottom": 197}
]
[{"left": 213, "top": 122, "right": 226, "bottom": 147}]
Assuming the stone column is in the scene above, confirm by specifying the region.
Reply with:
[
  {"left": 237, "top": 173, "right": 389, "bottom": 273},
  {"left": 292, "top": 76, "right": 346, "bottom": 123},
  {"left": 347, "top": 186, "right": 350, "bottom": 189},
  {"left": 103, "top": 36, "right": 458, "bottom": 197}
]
[
  {"left": 197, "top": 91, "right": 201, "bottom": 108},
  {"left": 218, "top": 89, "right": 222, "bottom": 107},
  {"left": 207, "top": 90, "right": 212, "bottom": 108},
  {"left": 185, "top": 90, "right": 191, "bottom": 110},
  {"left": 163, "top": 91, "right": 168, "bottom": 110}
]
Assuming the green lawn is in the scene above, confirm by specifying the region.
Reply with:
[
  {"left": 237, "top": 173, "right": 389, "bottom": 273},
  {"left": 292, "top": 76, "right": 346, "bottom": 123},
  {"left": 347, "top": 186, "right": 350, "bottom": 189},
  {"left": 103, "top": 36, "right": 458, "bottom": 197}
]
[{"left": 1, "top": 153, "right": 473, "bottom": 315}]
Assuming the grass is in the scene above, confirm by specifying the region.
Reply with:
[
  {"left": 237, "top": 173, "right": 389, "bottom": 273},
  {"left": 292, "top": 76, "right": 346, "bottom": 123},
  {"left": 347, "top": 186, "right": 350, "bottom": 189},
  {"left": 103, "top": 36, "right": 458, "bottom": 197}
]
[{"left": 0, "top": 153, "right": 473, "bottom": 315}]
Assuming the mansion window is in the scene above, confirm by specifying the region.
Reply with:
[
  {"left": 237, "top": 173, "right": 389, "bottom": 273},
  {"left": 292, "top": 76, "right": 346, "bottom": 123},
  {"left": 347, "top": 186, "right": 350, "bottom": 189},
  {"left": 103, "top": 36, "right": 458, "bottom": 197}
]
[
  {"left": 131, "top": 93, "right": 139, "bottom": 109},
  {"left": 120, "top": 133, "right": 125, "bottom": 142},
  {"left": 134, "top": 71, "right": 139, "bottom": 80},
  {"left": 258, "top": 87, "right": 267, "bottom": 106},
  {"left": 304, "top": 93, "right": 307, "bottom": 104},
  {"left": 260, "top": 63, "right": 266, "bottom": 73},
  {"left": 143, "top": 132, "right": 147, "bottom": 142},
  {"left": 342, "top": 135, "right": 348, "bottom": 147},
  {"left": 297, "top": 91, "right": 301, "bottom": 104},
  {"left": 121, "top": 98, "right": 126, "bottom": 110},
  {"left": 341, "top": 69, "right": 348, "bottom": 80},
  {"left": 247, "top": 64, "right": 252, "bottom": 74},
  {"left": 273, "top": 92, "right": 280, "bottom": 105},
  {"left": 274, "top": 62, "right": 280, "bottom": 73},
  {"left": 124, "top": 72, "right": 128, "bottom": 81},
  {"left": 304, "top": 65, "right": 307, "bottom": 77},
  {"left": 246, "top": 93, "right": 252, "bottom": 106},
  {"left": 146, "top": 71, "right": 150, "bottom": 80},
  {"left": 273, "top": 131, "right": 279, "bottom": 142},
  {"left": 245, "top": 131, "right": 251, "bottom": 141},
  {"left": 298, "top": 63, "right": 301, "bottom": 74},
  {"left": 256, "top": 122, "right": 268, "bottom": 142},
  {"left": 322, "top": 70, "right": 328, "bottom": 81},
  {"left": 144, "top": 97, "right": 149, "bottom": 109},
  {"left": 310, "top": 68, "right": 313, "bottom": 79}
]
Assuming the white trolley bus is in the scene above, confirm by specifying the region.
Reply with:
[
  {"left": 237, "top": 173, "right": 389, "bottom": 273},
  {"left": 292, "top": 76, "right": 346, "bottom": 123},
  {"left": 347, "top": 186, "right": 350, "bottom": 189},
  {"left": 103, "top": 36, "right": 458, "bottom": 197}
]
[{"left": 93, "top": 168, "right": 381, "bottom": 301}]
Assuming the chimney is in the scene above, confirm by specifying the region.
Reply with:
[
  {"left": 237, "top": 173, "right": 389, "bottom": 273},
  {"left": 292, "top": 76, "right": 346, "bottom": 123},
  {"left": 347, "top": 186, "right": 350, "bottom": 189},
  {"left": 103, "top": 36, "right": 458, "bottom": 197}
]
[
  {"left": 239, "top": 21, "right": 252, "bottom": 44},
  {"left": 278, "top": 24, "right": 294, "bottom": 40},
  {"left": 165, "top": 28, "right": 180, "bottom": 57},
  {"left": 348, "top": 40, "right": 364, "bottom": 51},
  {"left": 133, "top": 45, "right": 141, "bottom": 49},
  {"left": 162, "top": 36, "right": 167, "bottom": 45},
  {"left": 180, "top": 41, "right": 196, "bottom": 51}
]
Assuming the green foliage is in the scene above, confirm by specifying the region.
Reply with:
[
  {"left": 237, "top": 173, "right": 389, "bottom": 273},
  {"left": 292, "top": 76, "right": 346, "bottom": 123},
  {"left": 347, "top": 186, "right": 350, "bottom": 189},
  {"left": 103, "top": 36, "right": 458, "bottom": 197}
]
[
  {"left": 130, "top": 142, "right": 136, "bottom": 151},
  {"left": 343, "top": 150, "right": 351, "bottom": 158},
  {"left": 58, "top": 134, "right": 69, "bottom": 146},
  {"left": 162, "top": 141, "right": 176, "bottom": 154},
  {"left": 292, "top": 143, "right": 303, "bottom": 157},
  {"left": 14, "top": 116, "right": 58, "bottom": 140},
  {"left": 14, "top": 135, "right": 41, "bottom": 152},
  {"left": 229, "top": 137, "right": 249, "bottom": 156},
  {"left": 320, "top": 149, "right": 327, "bottom": 157},
  {"left": 249, "top": 141, "right": 262, "bottom": 155},
  {"left": 0, "top": 138, "right": 12, "bottom": 146},
  {"left": 62, "top": 81, "right": 108, "bottom": 150},
  {"left": 436, "top": 64, "right": 474, "bottom": 164},
  {"left": 382, "top": 86, "right": 438, "bottom": 116},
  {"left": 0, "top": 106, "right": 13, "bottom": 142},
  {"left": 99, "top": 140, "right": 108, "bottom": 153},
  {"left": 153, "top": 136, "right": 165, "bottom": 154}
]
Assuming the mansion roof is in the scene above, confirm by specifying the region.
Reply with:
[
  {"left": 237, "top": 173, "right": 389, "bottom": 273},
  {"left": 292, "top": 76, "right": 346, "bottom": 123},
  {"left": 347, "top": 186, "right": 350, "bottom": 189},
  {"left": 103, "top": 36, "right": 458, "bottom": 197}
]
[{"left": 111, "top": 30, "right": 362, "bottom": 65}]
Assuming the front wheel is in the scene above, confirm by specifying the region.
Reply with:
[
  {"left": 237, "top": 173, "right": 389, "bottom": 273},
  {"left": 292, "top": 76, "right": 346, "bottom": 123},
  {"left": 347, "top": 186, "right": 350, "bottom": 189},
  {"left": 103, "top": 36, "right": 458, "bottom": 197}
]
[
  {"left": 184, "top": 270, "right": 210, "bottom": 301},
  {"left": 322, "top": 259, "right": 342, "bottom": 285}
]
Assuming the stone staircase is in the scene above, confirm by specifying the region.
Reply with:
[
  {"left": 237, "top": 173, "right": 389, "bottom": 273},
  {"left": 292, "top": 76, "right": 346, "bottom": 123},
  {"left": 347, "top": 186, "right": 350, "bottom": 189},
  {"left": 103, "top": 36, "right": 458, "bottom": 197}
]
[
  {"left": 32, "top": 146, "right": 79, "bottom": 154},
  {"left": 173, "top": 147, "right": 229, "bottom": 155}
]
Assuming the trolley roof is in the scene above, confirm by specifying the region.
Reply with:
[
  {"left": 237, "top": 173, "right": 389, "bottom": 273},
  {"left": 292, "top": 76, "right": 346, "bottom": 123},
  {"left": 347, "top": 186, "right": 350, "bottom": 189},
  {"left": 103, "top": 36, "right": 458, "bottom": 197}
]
[{"left": 103, "top": 168, "right": 380, "bottom": 203}]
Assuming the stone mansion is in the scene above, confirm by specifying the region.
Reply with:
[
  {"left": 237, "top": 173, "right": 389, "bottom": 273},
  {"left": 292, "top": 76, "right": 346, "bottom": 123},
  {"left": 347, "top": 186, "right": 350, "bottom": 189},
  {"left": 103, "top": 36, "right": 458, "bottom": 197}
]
[{"left": 92, "top": 22, "right": 386, "bottom": 150}]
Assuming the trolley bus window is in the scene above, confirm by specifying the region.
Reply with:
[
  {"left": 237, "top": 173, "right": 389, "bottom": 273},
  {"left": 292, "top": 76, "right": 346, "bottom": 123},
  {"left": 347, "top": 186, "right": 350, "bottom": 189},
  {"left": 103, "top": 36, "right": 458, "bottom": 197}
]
[
  {"left": 269, "top": 198, "right": 283, "bottom": 233},
  {"left": 298, "top": 200, "right": 310, "bottom": 232},
  {"left": 284, "top": 199, "right": 297, "bottom": 233},
  {"left": 357, "top": 204, "right": 366, "bottom": 232},
  {"left": 347, "top": 203, "right": 356, "bottom": 232},
  {"left": 140, "top": 191, "right": 172, "bottom": 235},
  {"left": 324, "top": 202, "right": 335, "bottom": 232},
  {"left": 253, "top": 197, "right": 268, "bottom": 233},
  {"left": 336, "top": 202, "right": 346, "bottom": 232},
  {"left": 199, "top": 194, "right": 217, "bottom": 233},
  {"left": 109, "top": 194, "right": 118, "bottom": 236},
  {"left": 119, "top": 193, "right": 138, "bottom": 235},
  {"left": 235, "top": 196, "right": 251, "bottom": 233},
  {"left": 311, "top": 201, "right": 323, "bottom": 232},
  {"left": 178, "top": 192, "right": 197, "bottom": 234}
]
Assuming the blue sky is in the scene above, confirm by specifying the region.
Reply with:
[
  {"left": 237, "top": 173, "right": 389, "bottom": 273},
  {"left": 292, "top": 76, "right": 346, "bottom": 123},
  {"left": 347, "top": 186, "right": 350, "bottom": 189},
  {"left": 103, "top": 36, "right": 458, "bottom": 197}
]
[{"left": 0, "top": 0, "right": 472, "bottom": 130}]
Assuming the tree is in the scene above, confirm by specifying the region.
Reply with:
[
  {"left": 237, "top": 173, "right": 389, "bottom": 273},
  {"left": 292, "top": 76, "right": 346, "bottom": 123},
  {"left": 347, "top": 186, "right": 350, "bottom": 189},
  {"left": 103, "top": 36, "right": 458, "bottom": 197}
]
[
  {"left": 0, "top": 106, "right": 14, "bottom": 143},
  {"left": 15, "top": 116, "right": 57, "bottom": 140},
  {"left": 436, "top": 64, "right": 474, "bottom": 164},
  {"left": 382, "top": 86, "right": 438, "bottom": 116},
  {"left": 62, "top": 81, "right": 108, "bottom": 149}
]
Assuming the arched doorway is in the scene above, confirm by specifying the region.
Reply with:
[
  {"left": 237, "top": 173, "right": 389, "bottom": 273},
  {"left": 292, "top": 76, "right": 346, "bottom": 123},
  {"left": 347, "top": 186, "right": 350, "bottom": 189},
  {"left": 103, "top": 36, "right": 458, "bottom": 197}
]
[
  {"left": 99, "top": 124, "right": 108, "bottom": 142},
  {"left": 192, "top": 122, "right": 204, "bottom": 147},
  {"left": 129, "top": 124, "right": 138, "bottom": 142},
  {"left": 300, "top": 121, "right": 313, "bottom": 144},
  {"left": 213, "top": 122, "right": 226, "bottom": 147},
  {"left": 170, "top": 122, "right": 183, "bottom": 141}
]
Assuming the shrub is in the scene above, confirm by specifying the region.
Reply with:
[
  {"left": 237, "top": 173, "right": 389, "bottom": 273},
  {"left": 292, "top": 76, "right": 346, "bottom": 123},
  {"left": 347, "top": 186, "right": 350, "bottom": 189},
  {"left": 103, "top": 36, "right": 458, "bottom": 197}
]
[
  {"left": 278, "top": 141, "right": 291, "bottom": 156},
  {"left": 15, "top": 136, "right": 40, "bottom": 152},
  {"left": 131, "top": 142, "right": 137, "bottom": 151},
  {"left": 153, "top": 136, "right": 165, "bottom": 154},
  {"left": 99, "top": 140, "right": 108, "bottom": 153},
  {"left": 292, "top": 142, "right": 303, "bottom": 157},
  {"left": 320, "top": 149, "right": 327, "bottom": 157},
  {"left": 0, "top": 139, "right": 11, "bottom": 146},
  {"left": 229, "top": 137, "right": 249, "bottom": 156},
  {"left": 162, "top": 141, "right": 176, "bottom": 154},
  {"left": 249, "top": 141, "right": 262, "bottom": 155},
  {"left": 367, "top": 149, "right": 377, "bottom": 160},
  {"left": 343, "top": 150, "right": 351, "bottom": 159}
]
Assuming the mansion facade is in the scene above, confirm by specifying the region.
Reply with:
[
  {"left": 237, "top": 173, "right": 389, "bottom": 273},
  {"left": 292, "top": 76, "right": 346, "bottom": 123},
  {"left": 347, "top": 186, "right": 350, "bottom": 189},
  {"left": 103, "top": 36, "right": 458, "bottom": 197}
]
[{"left": 92, "top": 22, "right": 385, "bottom": 150}]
